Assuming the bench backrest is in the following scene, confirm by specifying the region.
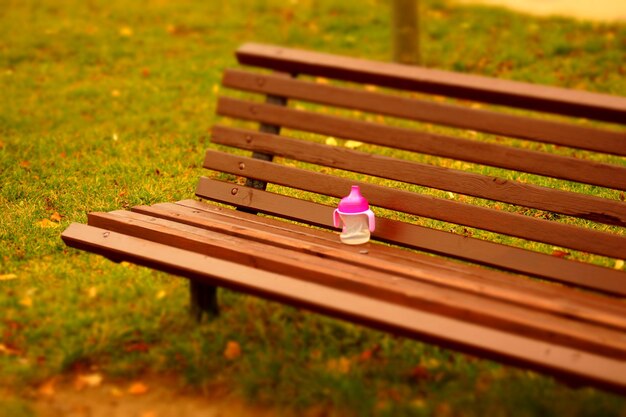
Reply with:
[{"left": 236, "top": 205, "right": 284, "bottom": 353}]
[{"left": 198, "top": 43, "right": 626, "bottom": 295}]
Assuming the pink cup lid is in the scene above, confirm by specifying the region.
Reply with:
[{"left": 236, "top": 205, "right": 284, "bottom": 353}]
[{"left": 337, "top": 185, "right": 370, "bottom": 213}]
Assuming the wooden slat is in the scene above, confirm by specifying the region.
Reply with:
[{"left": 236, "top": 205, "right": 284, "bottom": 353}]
[
  {"left": 213, "top": 126, "right": 626, "bottom": 225},
  {"left": 86, "top": 210, "right": 626, "bottom": 358},
  {"left": 174, "top": 198, "right": 626, "bottom": 298},
  {"left": 201, "top": 152, "right": 626, "bottom": 259},
  {"left": 236, "top": 43, "right": 626, "bottom": 124},
  {"left": 195, "top": 177, "right": 626, "bottom": 292},
  {"left": 218, "top": 96, "right": 626, "bottom": 198},
  {"left": 223, "top": 68, "right": 626, "bottom": 157},
  {"left": 132, "top": 201, "right": 626, "bottom": 331},
  {"left": 61, "top": 223, "right": 626, "bottom": 394},
  {"left": 218, "top": 98, "right": 625, "bottom": 189}
]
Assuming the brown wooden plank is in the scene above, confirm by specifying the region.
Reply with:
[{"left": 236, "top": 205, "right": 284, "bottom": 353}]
[
  {"left": 60, "top": 223, "right": 626, "bottom": 394},
  {"left": 236, "top": 43, "right": 626, "bottom": 124},
  {"left": 218, "top": 96, "right": 626, "bottom": 199},
  {"left": 201, "top": 152, "right": 626, "bottom": 259},
  {"left": 223, "top": 96, "right": 609, "bottom": 184},
  {"left": 86, "top": 210, "right": 626, "bottom": 358},
  {"left": 174, "top": 198, "right": 626, "bottom": 299},
  {"left": 212, "top": 126, "right": 626, "bottom": 224},
  {"left": 175, "top": 198, "right": 626, "bottom": 309},
  {"left": 195, "top": 178, "right": 626, "bottom": 293},
  {"left": 132, "top": 201, "right": 626, "bottom": 331},
  {"left": 223, "top": 68, "right": 626, "bottom": 157}
]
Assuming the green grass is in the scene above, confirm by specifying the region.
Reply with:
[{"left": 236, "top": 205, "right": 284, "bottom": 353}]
[{"left": 1, "top": 0, "right": 626, "bottom": 416}]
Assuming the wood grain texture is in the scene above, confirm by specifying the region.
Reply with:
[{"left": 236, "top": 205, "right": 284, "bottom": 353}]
[
  {"left": 172, "top": 198, "right": 626, "bottom": 297},
  {"left": 236, "top": 43, "right": 626, "bottom": 124},
  {"left": 87, "top": 210, "right": 626, "bottom": 358},
  {"left": 222, "top": 69, "right": 626, "bottom": 157},
  {"left": 201, "top": 152, "right": 626, "bottom": 259},
  {"left": 130, "top": 201, "right": 626, "bottom": 331},
  {"left": 61, "top": 222, "right": 626, "bottom": 394},
  {"left": 195, "top": 178, "right": 626, "bottom": 291},
  {"left": 212, "top": 126, "right": 626, "bottom": 225}
]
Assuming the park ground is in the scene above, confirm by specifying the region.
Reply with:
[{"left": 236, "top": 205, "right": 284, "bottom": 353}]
[{"left": 1, "top": 0, "right": 626, "bottom": 416}]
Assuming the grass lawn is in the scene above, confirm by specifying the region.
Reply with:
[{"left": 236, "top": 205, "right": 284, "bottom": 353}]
[{"left": 1, "top": 0, "right": 626, "bottom": 416}]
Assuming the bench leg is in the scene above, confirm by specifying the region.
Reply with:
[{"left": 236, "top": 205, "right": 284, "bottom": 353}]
[
  {"left": 189, "top": 281, "right": 219, "bottom": 321},
  {"left": 105, "top": 256, "right": 123, "bottom": 264}
]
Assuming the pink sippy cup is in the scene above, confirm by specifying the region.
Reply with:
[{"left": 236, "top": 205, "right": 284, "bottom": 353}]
[{"left": 333, "top": 185, "right": 376, "bottom": 245}]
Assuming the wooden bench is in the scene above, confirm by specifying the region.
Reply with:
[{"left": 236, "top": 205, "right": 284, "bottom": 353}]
[{"left": 62, "top": 43, "right": 626, "bottom": 394}]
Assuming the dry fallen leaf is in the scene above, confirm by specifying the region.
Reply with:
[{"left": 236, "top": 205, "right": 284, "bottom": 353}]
[
  {"left": 0, "top": 274, "right": 17, "bottom": 281},
  {"left": 360, "top": 349, "right": 373, "bottom": 362},
  {"left": 39, "top": 378, "right": 57, "bottom": 397},
  {"left": 411, "top": 398, "right": 426, "bottom": 409},
  {"left": 0, "top": 343, "right": 21, "bottom": 355},
  {"left": 423, "top": 357, "right": 441, "bottom": 369},
  {"left": 344, "top": 140, "right": 363, "bottom": 149},
  {"left": 551, "top": 250, "right": 570, "bottom": 259},
  {"left": 128, "top": 382, "right": 149, "bottom": 395},
  {"left": 124, "top": 342, "right": 150, "bottom": 353},
  {"left": 325, "top": 137, "right": 338, "bottom": 146},
  {"left": 82, "top": 373, "right": 103, "bottom": 387},
  {"left": 50, "top": 212, "right": 62, "bottom": 222},
  {"left": 359, "top": 344, "right": 381, "bottom": 362},
  {"left": 326, "top": 356, "right": 351, "bottom": 374},
  {"left": 408, "top": 365, "right": 431, "bottom": 382},
  {"left": 36, "top": 218, "right": 60, "bottom": 229},
  {"left": 75, "top": 373, "right": 103, "bottom": 390},
  {"left": 87, "top": 286, "right": 98, "bottom": 299},
  {"left": 119, "top": 26, "right": 133, "bottom": 37},
  {"left": 156, "top": 290, "right": 167, "bottom": 300},
  {"left": 19, "top": 296, "right": 33, "bottom": 308},
  {"left": 223, "top": 340, "right": 242, "bottom": 360},
  {"left": 110, "top": 386, "right": 124, "bottom": 397}
]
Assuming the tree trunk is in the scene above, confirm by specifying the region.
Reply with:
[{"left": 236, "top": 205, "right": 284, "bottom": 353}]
[{"left": 392, "top": 0, "right": 420, "bottom": 65}]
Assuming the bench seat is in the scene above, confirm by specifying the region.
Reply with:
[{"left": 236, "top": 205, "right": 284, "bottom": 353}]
[{"left": 62, "top": 199, "right": 626, "bottom": 393}]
